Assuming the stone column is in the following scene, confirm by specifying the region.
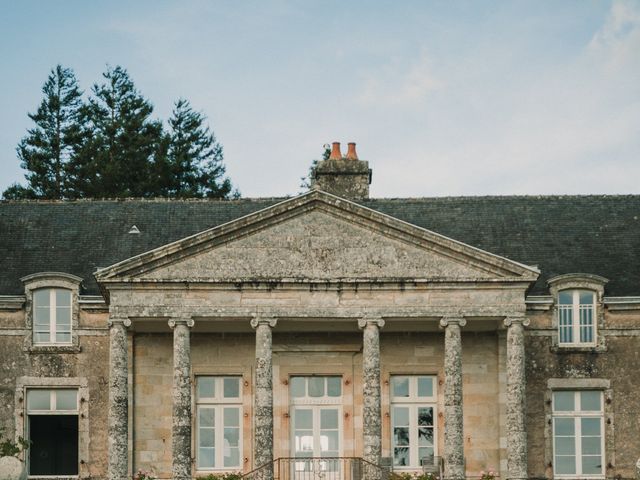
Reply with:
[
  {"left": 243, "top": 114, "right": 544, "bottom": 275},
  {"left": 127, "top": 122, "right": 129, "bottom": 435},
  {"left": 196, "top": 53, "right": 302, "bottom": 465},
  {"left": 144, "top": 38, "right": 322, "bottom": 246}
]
[
  {"left": 107, "top": 317, "right": 131, "bottom": 480},
  {"left": 359, "top": 316, "right": 385, "bottom": 474},
  {"left": 169, "top": 317, "right": 195, "bottom": 480},
  {"left": 504, "top": 316, "right": 530, "bottom": 480},
  {"left": 440, "top": 317, "right": 466, "bottom": 480},
  {"left": 251, "top": 316, "right": 277, "bottom": 478}
]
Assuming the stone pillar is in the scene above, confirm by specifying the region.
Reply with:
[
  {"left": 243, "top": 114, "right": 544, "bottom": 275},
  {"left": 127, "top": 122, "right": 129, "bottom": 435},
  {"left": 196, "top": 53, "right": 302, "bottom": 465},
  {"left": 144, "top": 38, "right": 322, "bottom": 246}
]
[
  {"left": 440, "top": 317, "right": 466, "bottom": 480},
  {"left": 251, "top": 316, "right": 277, "bottom": 477},
  {"left": 169, "top": 317, "right": 194, "bottom": 480},
  {"left": 504, "top": 317, "right": 530, "bottom": 480},
  {"left": 107, "top": 317, "right": 131, "bottom": 480},
  {"left": 359, "top": 316, "right": 385, "bottom": 473}
]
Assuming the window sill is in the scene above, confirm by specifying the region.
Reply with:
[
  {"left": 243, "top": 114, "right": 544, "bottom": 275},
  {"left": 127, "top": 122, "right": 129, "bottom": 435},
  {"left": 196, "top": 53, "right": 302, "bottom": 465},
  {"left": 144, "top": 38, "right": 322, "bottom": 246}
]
[
  {"left": 25, "top": 344, "right": 81, "bottom": 354},
  {"left": 550, "top": 344, "right": 607, "bottom": 354}
]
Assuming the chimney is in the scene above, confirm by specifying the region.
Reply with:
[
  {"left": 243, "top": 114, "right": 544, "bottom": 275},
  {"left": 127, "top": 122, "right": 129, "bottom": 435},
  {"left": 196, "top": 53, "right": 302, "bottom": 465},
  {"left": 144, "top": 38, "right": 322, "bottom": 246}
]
[
  {"left": 311, "top": 140, "right": 372, "bottom": 199},
  {"left": 345, "top": 142, "right": 358, "bottom": 160},
  {"left": 329, "top": 142, "right": 342, "bottom": 160}
]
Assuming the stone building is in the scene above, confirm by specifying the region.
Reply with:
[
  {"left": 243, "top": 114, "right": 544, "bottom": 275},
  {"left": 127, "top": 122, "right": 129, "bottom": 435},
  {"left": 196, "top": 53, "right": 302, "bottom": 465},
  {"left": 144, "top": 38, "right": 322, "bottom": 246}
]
[{"left": 1, "top": 142, "right": 639, "bottom": 480}]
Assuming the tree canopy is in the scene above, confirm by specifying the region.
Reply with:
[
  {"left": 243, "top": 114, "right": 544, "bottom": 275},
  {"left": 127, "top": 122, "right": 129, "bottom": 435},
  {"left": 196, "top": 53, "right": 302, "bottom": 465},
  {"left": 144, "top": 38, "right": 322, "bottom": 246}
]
[{"left": 3, "top": 65, "right": 237, "bottom": 200}]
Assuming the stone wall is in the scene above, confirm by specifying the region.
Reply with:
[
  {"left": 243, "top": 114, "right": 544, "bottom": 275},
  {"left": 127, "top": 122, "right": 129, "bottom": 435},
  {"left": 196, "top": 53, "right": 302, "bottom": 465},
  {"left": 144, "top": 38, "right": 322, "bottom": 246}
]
[
  {"left": 525, "top": 308, "right": 640, "bottom": 479},
  {"left": 0, "top": 307, "right": 110, "bottom": 479}
]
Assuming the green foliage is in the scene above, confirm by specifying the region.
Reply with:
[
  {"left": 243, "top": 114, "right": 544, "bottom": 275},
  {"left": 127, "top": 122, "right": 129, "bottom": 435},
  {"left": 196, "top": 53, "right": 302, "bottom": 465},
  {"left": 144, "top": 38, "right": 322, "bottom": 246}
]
[
  {"left": 72, "top": 65, "right": 165, "bottom": 198},
  {"left": 299, "top": 143, "right": 330, "bottom": 191},
  {"left": 164, "top": 98, "right": 235, "bottom": 198},
  {"left": 392, "top": 473, "right": 438, "bottom": 480},
  {"left": 4, "top": 65, "right": 238, "bottom": 200},
  {"left": 480, "top": 469, "right": 497, "bottom": 480},
  {"left": 197, "top": 473, "right": 242, "bottom": 480},
  {"left": 0, "top": 427, "right": 30, "bottom": 457},
  {"left": 133, "top": 469, "right": 157, "bottom": 480},
  {"left": 11, "top": 65, "right": 83, "bottom": 199}
]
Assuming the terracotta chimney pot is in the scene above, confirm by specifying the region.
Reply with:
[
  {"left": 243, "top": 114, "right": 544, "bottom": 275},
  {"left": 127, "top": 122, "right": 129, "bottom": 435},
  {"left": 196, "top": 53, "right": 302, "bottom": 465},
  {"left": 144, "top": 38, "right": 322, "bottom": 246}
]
[
  {"left": 329, "top": 142, "right": 342, "bottom": 160},
  {"left": 346, "top": 142, "right": 358, "bottom": 160}
]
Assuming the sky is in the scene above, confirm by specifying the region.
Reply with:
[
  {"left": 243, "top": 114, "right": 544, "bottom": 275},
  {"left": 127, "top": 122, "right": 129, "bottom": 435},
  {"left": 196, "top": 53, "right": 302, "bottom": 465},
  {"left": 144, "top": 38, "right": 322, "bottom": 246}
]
[{"left": 1, "top": 0, "right": 639, "bottom": 198}]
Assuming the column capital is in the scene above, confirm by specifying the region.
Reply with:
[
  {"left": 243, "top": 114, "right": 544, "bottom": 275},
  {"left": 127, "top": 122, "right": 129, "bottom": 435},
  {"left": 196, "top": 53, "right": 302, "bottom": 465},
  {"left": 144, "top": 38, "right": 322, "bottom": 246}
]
[
  {"left": 107, "top": 317, "right": 131, "bottom": 328},
  {"left": 439, "top": 316, "right": 466, "bottom": 328},
  {"left": 250, "top": 316, "right": 277, "bottom": 329},
  {"left": 168, "top": 317, "right": 195, "bottom": 329},
  {"left": 358, "top": 316, "right": 385, "bottom": 330},
  {"left": 504, "top": 316, "right": 530, "bottom": 328}
]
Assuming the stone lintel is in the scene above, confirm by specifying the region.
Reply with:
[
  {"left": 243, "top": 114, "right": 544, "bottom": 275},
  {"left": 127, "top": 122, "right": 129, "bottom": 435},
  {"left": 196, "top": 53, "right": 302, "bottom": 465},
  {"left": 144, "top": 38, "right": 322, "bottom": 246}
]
[{"left": 547, "top": 378, "right": 610, "bottom": 390}]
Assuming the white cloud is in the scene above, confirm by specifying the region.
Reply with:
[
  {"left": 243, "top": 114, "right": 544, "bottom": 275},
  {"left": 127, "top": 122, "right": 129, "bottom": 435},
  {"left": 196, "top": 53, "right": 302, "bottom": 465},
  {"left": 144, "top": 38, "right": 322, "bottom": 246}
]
[{"left": 356, "top": 51, "right": 442, "bottom": 107}]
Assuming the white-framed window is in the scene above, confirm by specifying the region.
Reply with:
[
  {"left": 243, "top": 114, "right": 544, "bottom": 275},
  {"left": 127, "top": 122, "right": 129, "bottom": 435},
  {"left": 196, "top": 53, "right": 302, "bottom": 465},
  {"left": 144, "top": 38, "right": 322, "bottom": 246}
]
[
  {"left": 33, "top": 288, "right": 72, "bottom": 344},
  {"left": 290, "top": 376, "right": 343, "bottom": 475},
  {"left": 390, "top": 375, "right": 437, "bottom": 469},
  {"left": 552, "top": 390, "right": 604, "bottom": 478},
  {"left": 26, "top": 388, "right": 79, "bottom": 476},
  {"left": 196, "top": 376, "right": 242, "bottom": 471},
  {"left": 558, "top": 290, "right": 596, "bottom": 346}
]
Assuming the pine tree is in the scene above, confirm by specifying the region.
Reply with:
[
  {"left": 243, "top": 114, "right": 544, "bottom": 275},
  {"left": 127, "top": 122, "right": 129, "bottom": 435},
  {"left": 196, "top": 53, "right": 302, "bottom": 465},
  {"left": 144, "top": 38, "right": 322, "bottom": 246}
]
[
  {"left": 164, "top": 99, "right": 235, "bottom": 198},
  {"left": 3, "top": 65, "right": 83, "bottom": 199},
  {"left": 72, "top": 66, "right": 165, "bottom": 198}
]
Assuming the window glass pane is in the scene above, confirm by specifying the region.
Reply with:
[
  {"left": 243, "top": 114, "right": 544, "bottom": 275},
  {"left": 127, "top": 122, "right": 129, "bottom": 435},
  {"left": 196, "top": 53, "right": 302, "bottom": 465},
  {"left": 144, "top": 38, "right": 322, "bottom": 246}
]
[
  {"left": 34, "top": 307, "right": 50, "bottom": 326},
  {"left": 419, "top": 447, "right": 434, "bottom": 466},
  {"left": 555, "top": 436, "right": 575, "bottom": 455},
  {"left": 418, "top": 427, "right": 433, "bottom": 446},
  {"left": 320, "top": 409, "right": 338, "bottom": 429},
  {"left": 392, "top": 377, "right": 409, "bottom": 398},
  {"left": 580, "top": 391, "right": 601, "bottom": 411},
  {"left": 394, "top": 427, "right": 409, "bottom": 446},
  {"left": 321, "top": 431, "right": 339, "bottom": 452},
  {"left": 224, "top": 407, "right": 239, "bottom": 427},
  {"left": 553, "top": 391, "right": 575, "bottom": 411},
  {"left": 295, "top": 409, "right": 312, "bottom": 429},
  {"left": 224, "top": 446, "right": 240, "bottom": 468},
  {"left": 34, "top": 290, "right": 50, "bottom": 307},
  {"left": 555, "top": 455, "right": 576, "bottom": 475},
  {"left": 394, "top": 447, "right": 409, "bottom": 466},
  {"left": 34, "top": 332, "right": 50, "bottom": 343},
  {"left": 28, "top": 390, "right": 50, "bottom": 410},
  {"left": 417, "top": 377, "right": 433, "bottom": 397},
  {"left": 199, "top": 429, "right": 215, "bottom": 447},
  {"left": 197, "top": 378, "right": 215, "bottom": 399},
  {"left": 393, "top": 407, "right": 409, "bottom": 427},
  {"left": 582, "top": 437, "right": 601, "bottom": 456},
  {"left": 55, "top": 390, "right": 77, "bottom": 410},
  {"left": 581, "top": 418, "right": 601, "bottom": 436},
  {"left": 559, "top": 291, "right": 573, "bottom": 305},
  {"left": 309, "top": 377, "right": 324, "bottom": 397},
  {"left": 554, "top": 418, "right": 575, "bottom": 436},
  {"left": 579, "top": 291, "right": 594, "bottom": 305},
  {"left": 582, "top": 455, "right": 603, "bottom": 475},
  {"left": 223, "top": 377, "right": 240, "bottom": 398},
  {"left": 224, "top": 427, "right": 239, "bottom": 448},
  {"left": 56, "top": 332, "right": 71, "bottom": 343},
  {"left": 56, "top": 307, "right": 71, "bottom": 326},
  {"left": 295, "top": 431, "right": 313, "bottom": 452},
  {"left": 199, "top": 408, "right": 215, "bottom": 428},
  {"left": 327, "top": 376, "right": 341, "bottom": 397},
  {"left": 418, "top": 407, "right": 433, "bottom": 426},
  {"left": 198, "top": 448, "right": 214, "bottom": 468},
  {"left": 290, "top": 377, "right": 305, "bottom": 398},
  {"left": 55, "top": 289, "right": 71, "bottom": 307}
]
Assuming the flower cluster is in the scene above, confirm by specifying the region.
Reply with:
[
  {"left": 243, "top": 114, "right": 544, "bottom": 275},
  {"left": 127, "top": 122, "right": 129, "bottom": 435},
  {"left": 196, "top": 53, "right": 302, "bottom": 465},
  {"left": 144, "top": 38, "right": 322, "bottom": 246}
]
[
  {"left": 197, "top": 473, "right": 243, "bottom": 480},
  {"left": 133, "top": 469, "right": 157, "bottom": 480},
  {"left": 393, "top": 473, "right": 439, "bottom": 480},
  {"left": 480, "top": 469, "right": 497, "bottom": 480}
]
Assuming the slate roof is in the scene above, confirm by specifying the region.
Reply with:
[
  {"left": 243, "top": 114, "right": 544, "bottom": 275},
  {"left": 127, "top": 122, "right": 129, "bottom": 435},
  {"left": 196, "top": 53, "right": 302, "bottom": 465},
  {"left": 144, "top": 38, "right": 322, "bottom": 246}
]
[{"left": 1, "top": 195, "right": 639, "bottom": 296}]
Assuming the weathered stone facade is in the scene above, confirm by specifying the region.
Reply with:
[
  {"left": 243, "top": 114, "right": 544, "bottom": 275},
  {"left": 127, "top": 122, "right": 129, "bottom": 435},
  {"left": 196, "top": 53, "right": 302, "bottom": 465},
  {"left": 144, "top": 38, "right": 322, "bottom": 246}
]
[{"left": 1, "top": 165, "right": 639, "bottom": 480}]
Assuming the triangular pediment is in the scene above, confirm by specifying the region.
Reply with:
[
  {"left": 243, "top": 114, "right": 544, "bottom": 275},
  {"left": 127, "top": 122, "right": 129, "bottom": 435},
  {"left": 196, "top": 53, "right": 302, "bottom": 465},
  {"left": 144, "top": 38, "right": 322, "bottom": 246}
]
[{"left": 95, "top": 191, "right": 539, "bottom": 285}]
